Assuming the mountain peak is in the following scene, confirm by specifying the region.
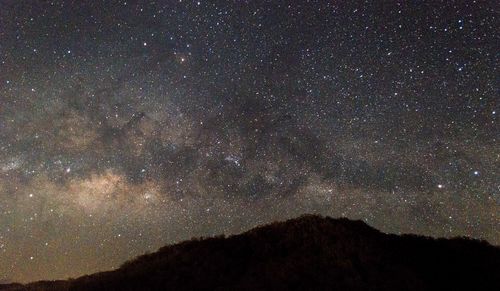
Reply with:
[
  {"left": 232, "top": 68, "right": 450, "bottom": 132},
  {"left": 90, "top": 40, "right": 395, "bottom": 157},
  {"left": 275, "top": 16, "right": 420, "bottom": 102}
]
[{"left": 2, "top": 215, "right": 499, "bottom": 291}]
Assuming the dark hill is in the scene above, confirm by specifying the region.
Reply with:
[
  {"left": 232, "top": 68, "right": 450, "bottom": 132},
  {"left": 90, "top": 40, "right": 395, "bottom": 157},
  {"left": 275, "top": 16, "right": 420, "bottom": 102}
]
[{"left": 2, "top": 215, "right": 499, "bottom": 291}]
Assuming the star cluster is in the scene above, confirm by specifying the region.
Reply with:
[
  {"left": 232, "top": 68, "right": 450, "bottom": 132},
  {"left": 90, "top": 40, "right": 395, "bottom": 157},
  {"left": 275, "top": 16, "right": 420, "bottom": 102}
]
[{"left": 0, "top": 0, "right": 498, "bottom": 283}]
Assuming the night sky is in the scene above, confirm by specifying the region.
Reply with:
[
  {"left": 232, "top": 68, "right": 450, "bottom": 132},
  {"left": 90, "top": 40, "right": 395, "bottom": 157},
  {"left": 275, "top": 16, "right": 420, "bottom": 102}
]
[{"left": 0, "top": 0, "right": 498, "bottom": 283}]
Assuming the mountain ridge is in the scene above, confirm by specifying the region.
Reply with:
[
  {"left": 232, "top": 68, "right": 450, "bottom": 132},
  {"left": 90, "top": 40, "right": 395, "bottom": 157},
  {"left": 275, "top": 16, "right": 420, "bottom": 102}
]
[{"left": 2, "top": 214, "right": 499, "bottom": 290}]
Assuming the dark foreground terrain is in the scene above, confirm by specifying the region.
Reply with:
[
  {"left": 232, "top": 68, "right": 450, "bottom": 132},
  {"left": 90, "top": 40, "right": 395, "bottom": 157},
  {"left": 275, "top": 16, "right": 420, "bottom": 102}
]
[{"left": 2, "top": 215, "right": 499, "bottom": 291}]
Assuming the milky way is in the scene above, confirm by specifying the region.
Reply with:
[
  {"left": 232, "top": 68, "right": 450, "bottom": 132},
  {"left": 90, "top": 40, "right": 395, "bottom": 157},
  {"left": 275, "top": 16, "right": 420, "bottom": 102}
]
[{"left": 0, "top": 0, "right": 498, "bottom": 283}]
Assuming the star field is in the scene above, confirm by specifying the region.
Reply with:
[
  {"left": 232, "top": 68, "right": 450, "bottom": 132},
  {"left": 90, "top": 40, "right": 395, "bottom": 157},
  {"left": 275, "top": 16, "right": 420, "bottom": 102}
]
[{"left": 0, "top": 0, "right": 498, "bottom": 283}]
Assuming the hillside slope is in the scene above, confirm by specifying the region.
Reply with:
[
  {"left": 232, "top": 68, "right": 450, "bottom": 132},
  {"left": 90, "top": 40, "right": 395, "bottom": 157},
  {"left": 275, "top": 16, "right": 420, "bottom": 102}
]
[{"left": 2, "top": 215, "right": 499, "bottom": 291}]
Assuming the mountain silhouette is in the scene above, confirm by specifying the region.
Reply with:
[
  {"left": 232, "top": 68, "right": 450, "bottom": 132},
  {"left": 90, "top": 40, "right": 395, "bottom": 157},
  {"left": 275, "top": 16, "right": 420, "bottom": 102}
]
[{"left": 1, "top": 215, "right": 499, "bottom": 291}]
